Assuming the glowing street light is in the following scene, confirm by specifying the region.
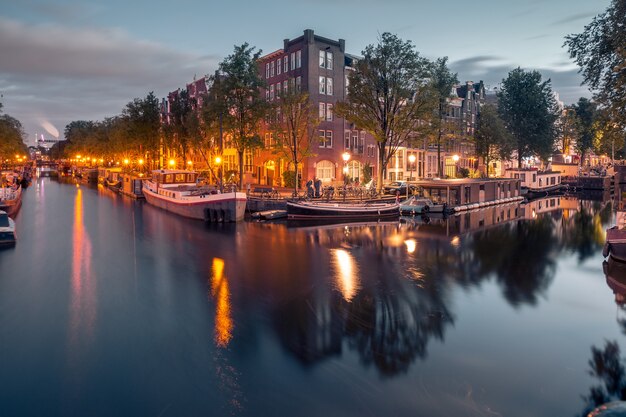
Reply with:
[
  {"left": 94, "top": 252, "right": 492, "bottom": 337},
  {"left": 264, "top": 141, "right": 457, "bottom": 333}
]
[
  {"left": 407, "top": 153, "right": 416, "bottom": 198},
  {"left": 215, "top": 156, "right": 223, "bottom": 192},
  {"left": 342, "top": 152, "right": 351, "bottom": 202},
  {"left": 452, "top": 154, "right": 460, "bottom": 178},
  {"left": 168, "top": 159, "right": 176, "bottom": 168}
]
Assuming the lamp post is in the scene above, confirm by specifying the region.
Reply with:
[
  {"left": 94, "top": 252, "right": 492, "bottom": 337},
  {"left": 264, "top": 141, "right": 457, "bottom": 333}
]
[
  {"left": 215, "top": 156, "right": 223, "bottom": 193},
  {"left": 407, "top": 153, "right": 416, "bottom": 199},
  {"left": 342, "top": 152, "right": 350, "bottom": 202},
  {"left": 452, "top": 154, "right": 460, "bottom": 178}
]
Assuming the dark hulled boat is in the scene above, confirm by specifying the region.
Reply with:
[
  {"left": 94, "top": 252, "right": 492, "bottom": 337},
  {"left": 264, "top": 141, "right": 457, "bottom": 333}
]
[{"left": 286, "top": 200, "right": 399, "bottom": 220}]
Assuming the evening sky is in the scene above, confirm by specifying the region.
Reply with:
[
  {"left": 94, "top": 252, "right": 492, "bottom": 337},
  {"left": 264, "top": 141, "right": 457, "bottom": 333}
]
[{"left": 0, "top": 0, "right": 612, "bottom": 145}]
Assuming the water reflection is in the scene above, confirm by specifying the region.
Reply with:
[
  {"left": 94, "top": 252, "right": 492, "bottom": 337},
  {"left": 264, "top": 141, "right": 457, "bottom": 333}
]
[
  {"left": 211, "top": 258, "right": 233, "bottom": 348},
  {"left": 331, "top": 249, "right": 359, "bottom": 301},
  {"left": 68, "top": 187, "right": 96, "bottom": 366}
]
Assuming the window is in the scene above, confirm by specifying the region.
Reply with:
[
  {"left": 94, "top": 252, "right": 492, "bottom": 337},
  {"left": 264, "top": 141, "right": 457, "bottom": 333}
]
[
  {"left": 319, "top": 130, "right": 332, "bottom": 148},
  {"left": 326, "top": 77, "right": 333, "bottom": 95},
  {"left": 283, "top": 80, "right": 288, "bottom": 94},
  {"left": 270, "top": 61, "right": 275, "bottom": 77},
  {"left": 265, "top": 63, "right": 270, "bottom": 78},
  {"left": 295, "top": 76, "right": 301, "bottom": 92},
  {"left": 277, "top": 59, "right": 281, "bottom": 75},
  {"left": 283, "top": 56, "right": 288, "bottom": 73},
  {"left": 319, "top": 49, "right": 333, "bottom": 69},
  {"left": 319, "top": 103, "right": 326, "bottom": 120},
  {"left": 276, "top": 83, "right": 281, "bottom": 98},
  {"left": 270, "top": 84, "right": 274, "bottom": 100},
  {"left": 352, "top": 131, "right": 358, "bottom": 151},
  {"left": 316, "top": 160, "right": 334, "bottom": 181},
  {"left": 326, "top": 104, "right": 333, "bottom": 121},
  {"left": 289, "top": 78, "right": 295, "bottom": 91},
  {"left": 296, "top": 50, "right": 301, "bottom": 68},
  {"left": 290, "top": 52, "right": 296, "bottom": 70},
  {"left": 359, "top": 131, "right": 365, "bottom": 154},
  {"left": 319, "top": 76, "right": 326, "bottom": 94},
  {"left": 344, "top": 131, "right": 350, "bottom": 149}
]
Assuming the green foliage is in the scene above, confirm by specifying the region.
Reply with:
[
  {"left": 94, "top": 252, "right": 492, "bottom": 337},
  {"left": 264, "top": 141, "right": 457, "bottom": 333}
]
[
  {"left": 429, "top": 57, "right": 459, "bottom": 177},
  {"left": 269, "top": 91, "right": 318, "bottom": 194},
  {"left": 207, "top": 43, "right": 269, "bottom": 188},
  {"left": 282, "top": 170, "right": 297, "bottom": 189},
  {"left": 565, "top": 0, "right": 626, "bottom": 131},
  {"left": 474, "top": 104, "right": 513, "bottom": 176},
  {"left": 497, "top": 68, "right": 559, "bottom": 166},
  {"left": 572, "top": 97, "right": 597, "bottom": 164},
  {"left": 0, "top": 112, "right": 27, "bottom": 160},
  {"left": 457, "top": 167, "right": 470, "bottom": 178},
  {"left": 335, "top": 32, "right": 436, "bottom": 191},
  {"left": 362, "top": 162, "right": 373, "bottom": 184}
]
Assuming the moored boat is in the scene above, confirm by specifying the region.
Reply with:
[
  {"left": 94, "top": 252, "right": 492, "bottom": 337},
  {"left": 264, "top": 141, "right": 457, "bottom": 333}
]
[
  {"left": 0, "top": 210, "right": 16, "bottom": 246},
  {"left": 142, "top": 169, "right": 246, "bottom": 222},
  {"left": 603, "top": 211, "right": 626, "bottom": 262},
  {"left": 505, "top": 167, "right": 563, "bottom": 196},
  {"left": 0, "top": 185, "right": 22, "bottom": 217},
  {"left": 286, "top": 200, "right": 399, "bottom": 220},
  {"left": 399, "top": 196, "right": 448, "bottom": 215}
]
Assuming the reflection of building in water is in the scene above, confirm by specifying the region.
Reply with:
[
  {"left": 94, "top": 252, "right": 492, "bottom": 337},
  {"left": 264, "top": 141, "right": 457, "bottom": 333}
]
[
  {"left": 402, "top": 201, "right": 522, "bottom": 237},
  {"left": 520, "top": 196, "right": 564, "bottom": 220}
]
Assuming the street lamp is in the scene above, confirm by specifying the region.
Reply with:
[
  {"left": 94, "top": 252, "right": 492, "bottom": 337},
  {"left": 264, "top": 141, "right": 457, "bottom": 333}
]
[
  {"left": 342, "top": 152, "right": 351, "bottom": 202},
  {"left": 168, "top": 159, "right": 176, "bottom": 169},
  {"left": 408, "top": 153, "right": 416, "bottom": 199},
  {"left": 452, "top": 154, "right": 460, "bottom": 178},
  {"left": 215, "top": 156, "right": 223, "bottom": 192}
]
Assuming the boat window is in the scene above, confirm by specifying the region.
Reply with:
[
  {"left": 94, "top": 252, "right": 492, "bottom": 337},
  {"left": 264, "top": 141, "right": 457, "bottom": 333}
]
[
  {"left": 0, "top": 215, "right": 8, "bottom": 227},
  {"left": 165, "top": 174, "right": 173, "bottom": 183},
  {"left": 175, "top": 174, "right": 185, "bottom": 182}
]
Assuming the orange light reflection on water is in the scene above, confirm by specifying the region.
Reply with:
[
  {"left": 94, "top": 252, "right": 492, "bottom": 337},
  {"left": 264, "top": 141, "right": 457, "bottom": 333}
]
[
  {"left": 332, "top": 249, "right": 359, "bottom": 302},
  {"left": 68, "top": 188, "right": 96, "bottom": 360},
  {"left": 211, "top": 258, "right": 233, "bottom": 348}
]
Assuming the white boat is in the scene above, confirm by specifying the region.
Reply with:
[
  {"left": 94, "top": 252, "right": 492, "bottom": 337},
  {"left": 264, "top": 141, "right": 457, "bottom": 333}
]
[
  {"left": 0, "top": 210, "right": 16, "bottom": 246},
  {"left": 399, "top": 196, "right": 448, "bottom": 215},
  {"left": 142, "top": 169, "right": 247, "bottom": 222},
  {"left": 505, "top": 168, "right": 563, "bottom": 196}
]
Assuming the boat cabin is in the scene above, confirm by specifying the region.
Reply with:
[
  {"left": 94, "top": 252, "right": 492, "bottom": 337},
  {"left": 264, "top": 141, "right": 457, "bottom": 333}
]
[
  {"left": 505, "top": 168, "right": 561, "bottom": 191},
  {"left": 151, "top": 170, "right": 199, "bottom": 185},
  {"left": 407, "top": 178, "right": 521, "bottom": 207}
]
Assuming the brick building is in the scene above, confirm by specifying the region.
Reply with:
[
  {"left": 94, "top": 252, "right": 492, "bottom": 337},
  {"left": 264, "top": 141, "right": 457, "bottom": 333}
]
[{"left": 256, "top": 29, "right": 378, "bottom": 188}]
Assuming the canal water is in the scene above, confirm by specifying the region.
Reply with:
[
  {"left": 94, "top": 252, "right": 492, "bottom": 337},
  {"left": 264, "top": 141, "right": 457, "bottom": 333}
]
[{"left": 0, "top": 177, "right": 622, "bottom": 416}]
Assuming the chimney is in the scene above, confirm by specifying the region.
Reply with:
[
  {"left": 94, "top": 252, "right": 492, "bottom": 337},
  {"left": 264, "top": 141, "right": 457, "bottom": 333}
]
[
  {"left": 284, "top": 38, "right": 289, "bottom": 51},
  {"left": 339, "top": 39, "right": 345, "bottom": 52},
  {"left": 304, "top": 29, "right": 314, "bottom": 44}
]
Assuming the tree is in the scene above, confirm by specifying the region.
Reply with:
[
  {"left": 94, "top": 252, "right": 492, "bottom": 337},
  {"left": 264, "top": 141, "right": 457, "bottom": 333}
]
[
  {"left": 565, "top": 0, "right": 626, "bottom": 130},
  {"left": 558, "top": 106, "right": 578, "bottom": 156},
  {"left": 571, "top": 97, "right": 597, "bottom": 166},
  {"left": 595, "top": 107, "right": 626, "bottom": 162},
  {"left": 163, "top": 89, "right": 193, "bottom": 161},
  {"left": 207, "top": 44, "right": 269, "bottom": 189},
  {"left": 336, "top": 33, "right": 435, "bottom": 192},
  {"left": 122, "top": 92, "right": 161, "bottom": 168},
  {"left": 269, "top": 91, "right": 318, "bottom": 196},
  {"left": 0, "top": 113, "right": 27, "bottom": 162},
  {"left": 497, "top": 68, "right": 559, "bottom": 167},
  {"left": 473, "top": 104, "right": 513, "bottom": 177},
  {"left": 429, "top": 57, "right": 459, "bottom": 177}
]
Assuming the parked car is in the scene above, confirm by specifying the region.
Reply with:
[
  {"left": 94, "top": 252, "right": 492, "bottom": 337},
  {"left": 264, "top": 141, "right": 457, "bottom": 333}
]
[{"left": 382, "top": 181, "right": 417, "bottom": 195}]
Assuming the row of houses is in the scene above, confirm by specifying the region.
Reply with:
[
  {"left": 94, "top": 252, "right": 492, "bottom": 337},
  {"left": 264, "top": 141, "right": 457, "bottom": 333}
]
[{"left": 161, "top": 29, "right": 486, "bottom": 188}]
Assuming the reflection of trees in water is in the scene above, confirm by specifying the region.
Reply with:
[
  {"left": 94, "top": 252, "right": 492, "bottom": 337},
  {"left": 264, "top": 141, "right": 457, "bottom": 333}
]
[
  {"left": 343, "top": 270, "right": 454, "bottom": 376},
  {"left": 580, "top": 340, "right": 626, "bottom": 416},
  {"left": 560, "top": 200, "right": 611, "bottom": 263},
  {"left": 469, "top": 217, "right": 557, "bottom": 307}
]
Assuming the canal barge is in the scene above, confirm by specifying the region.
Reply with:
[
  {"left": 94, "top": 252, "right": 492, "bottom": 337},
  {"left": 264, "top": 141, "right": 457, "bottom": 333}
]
[
  {"left": 143, "top": 169, "right": 247, "bottom": 222},
  {"left": 0, "top": 210, "right": 16, "bottom": 246},
  {"left": 603, "top": 211, "right": 626, "bottom": 262},
  {"left": 505, "top": 168, "right": 563, "bottom": 196},
  {"left": 286, "top": 200, "right": 400, "bottom": 220},
  {"left": 0, "top": 185, "right": 22, "bottom": 217}
]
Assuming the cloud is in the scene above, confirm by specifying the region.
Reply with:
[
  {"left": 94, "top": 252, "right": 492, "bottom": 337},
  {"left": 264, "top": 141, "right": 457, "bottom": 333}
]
[
  {"left": 552, "top": 12, "right": 596, "bottom": 26},
  {"left": 0, "top": 17, "right": 219, "bottom": 142}
]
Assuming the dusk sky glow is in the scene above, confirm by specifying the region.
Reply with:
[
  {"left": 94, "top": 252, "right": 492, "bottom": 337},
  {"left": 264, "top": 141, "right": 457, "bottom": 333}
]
[{"left": 0, "top": 0, "right": 612, "bottom": 145}]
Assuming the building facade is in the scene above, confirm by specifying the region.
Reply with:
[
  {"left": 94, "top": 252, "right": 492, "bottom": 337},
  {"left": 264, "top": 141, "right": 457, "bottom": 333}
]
[{"left": 256, "top": 29, "right": 378, "bottom": 187}]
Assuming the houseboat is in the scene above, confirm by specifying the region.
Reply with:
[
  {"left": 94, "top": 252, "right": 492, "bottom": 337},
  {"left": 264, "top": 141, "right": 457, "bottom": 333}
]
[
  {"left": 119, "top": 173, "right": 145, "bottom": 199},
  {"left": 0, "top": 178, "right": 22, "bottom": 217},
  {"left": 604, "top": 211, "right": 626, "bottom": 262},
  {"left": 505, "top": 168, "right": 563, "bottom": 196},
  {"left": 142, "top": 169, "right": 246, "bottom": 222},
  {"left": 0, "top": 210, "right": 16, "bottom": 246}
]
